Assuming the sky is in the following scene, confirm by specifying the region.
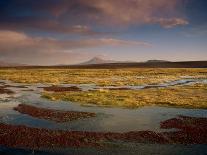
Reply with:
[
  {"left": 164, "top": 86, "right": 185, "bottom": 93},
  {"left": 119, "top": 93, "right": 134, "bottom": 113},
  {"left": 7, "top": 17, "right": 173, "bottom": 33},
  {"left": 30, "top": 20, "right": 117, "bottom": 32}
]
[{"left": 0, "top": 0, "right": 206, "bottom": 65}]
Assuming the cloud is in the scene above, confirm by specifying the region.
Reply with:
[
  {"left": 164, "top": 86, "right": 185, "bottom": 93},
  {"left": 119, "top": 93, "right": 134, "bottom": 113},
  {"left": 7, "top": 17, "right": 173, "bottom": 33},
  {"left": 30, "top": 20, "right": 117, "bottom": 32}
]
[
  {"left": 83, "top": 0, "right": 188, "bottom": 26},
  {"left": 0, "top": 31, "right": 150, "bottom": 65},
  {"left": 98, "top": 38, "right": 151, "bottom": 46},
  {"left": 0, "top": 0, "right": 188, "bottom": 34},
  {"left": 150, "top": 18, "right": 189, "bottom": 28}
]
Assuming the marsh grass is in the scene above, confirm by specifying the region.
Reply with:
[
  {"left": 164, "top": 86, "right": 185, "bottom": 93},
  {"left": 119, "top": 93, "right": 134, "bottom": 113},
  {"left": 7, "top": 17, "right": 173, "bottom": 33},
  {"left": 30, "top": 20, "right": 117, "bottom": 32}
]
[
  {"left": 42, "top": 84, "right": 207, "bottom": 109},
  {"left": 0, "top": 68, "right": 206, "bottom": 86},
  {"left": 0, "top": 68, "right": 206, "bottom": 108}
]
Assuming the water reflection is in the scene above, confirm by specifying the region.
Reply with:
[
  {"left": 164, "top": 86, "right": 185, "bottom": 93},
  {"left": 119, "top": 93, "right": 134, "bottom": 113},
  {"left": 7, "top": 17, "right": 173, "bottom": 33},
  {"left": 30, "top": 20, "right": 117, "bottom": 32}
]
[{"left": 0, "top": 79, "right": 206, "bottom": 132}]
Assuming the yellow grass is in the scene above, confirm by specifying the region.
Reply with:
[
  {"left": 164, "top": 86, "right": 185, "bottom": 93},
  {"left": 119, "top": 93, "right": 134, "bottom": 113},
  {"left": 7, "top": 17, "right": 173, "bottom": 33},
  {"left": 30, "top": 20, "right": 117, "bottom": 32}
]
[
  {"left": 42, "top": 83, "right": 207, "bottom": 109},
  {"left": 0, "top": 68, "right": 206, "bottom": 108},
  {"left": 0, "top": 68, "right": 206, "bottom": 86}
]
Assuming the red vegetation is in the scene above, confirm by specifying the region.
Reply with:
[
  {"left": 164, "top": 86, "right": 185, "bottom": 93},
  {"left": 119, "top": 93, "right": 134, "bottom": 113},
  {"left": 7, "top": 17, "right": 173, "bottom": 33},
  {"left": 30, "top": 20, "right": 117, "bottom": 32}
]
[
  {"left": 41, "top": 86, "right": 81, "bottom": 92},
  {"left": 161, "top": 115, "right": 207, "bottom": 144},
  {"left": 0, "top": 115, "right": 206, "bottom": 150},
  {"left": 14, "top": 104, "right": 96, "bottom": 123},
  {"left": 0, "top": 124, "right": 168, "bottom": 150}
]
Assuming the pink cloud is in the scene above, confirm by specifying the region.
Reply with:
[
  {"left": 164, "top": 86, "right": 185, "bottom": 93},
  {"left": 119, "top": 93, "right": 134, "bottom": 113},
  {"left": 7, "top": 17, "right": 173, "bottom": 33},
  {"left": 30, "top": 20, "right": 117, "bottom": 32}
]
[{"left": 0, "top": 31, "right": 150, "bottom": 65}]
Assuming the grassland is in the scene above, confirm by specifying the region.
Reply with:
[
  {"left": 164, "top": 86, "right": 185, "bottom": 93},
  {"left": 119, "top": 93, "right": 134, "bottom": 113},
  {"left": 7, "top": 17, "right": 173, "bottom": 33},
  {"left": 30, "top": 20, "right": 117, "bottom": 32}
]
[
  {"left": 42, "top": 83, "right": 207, "bottom": 109},
  {"left": 0, "top": 68, "right": 206, "bottom": 86},
  {"left": 0, "top": 68, "right": 207, "bottom": 109}
]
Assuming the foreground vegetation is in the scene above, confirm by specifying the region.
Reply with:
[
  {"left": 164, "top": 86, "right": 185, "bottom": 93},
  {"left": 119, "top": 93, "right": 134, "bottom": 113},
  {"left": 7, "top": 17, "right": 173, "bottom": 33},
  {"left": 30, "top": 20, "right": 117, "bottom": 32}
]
[
  {"left": 0, "top": 115, "right": 206, "bottom": 149},
  {"left": 42, "top": 83, "right": 207, "bottom": 109},
  {"left": 0, "top": 68, "right": 206, "bottom": 86}
]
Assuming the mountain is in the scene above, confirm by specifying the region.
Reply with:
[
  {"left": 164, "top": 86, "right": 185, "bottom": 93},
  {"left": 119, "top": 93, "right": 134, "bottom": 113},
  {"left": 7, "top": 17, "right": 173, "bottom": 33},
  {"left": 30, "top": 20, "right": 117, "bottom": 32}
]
[{"left": 80, "top": 57, "right": 117, "bottom": 65}]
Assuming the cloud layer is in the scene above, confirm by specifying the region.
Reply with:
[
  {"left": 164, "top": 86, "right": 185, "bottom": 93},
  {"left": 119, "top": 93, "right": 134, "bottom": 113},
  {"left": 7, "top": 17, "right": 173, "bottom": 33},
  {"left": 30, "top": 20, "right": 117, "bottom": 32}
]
[
  {"left": 0, "top": 31, "right": 150, "bottom": 65},
  {"left": 0, "top": 0, "right": 195, "bottom": 65},
  {"left": 0, "top": 0, "right": 188, "bottom": 34}
]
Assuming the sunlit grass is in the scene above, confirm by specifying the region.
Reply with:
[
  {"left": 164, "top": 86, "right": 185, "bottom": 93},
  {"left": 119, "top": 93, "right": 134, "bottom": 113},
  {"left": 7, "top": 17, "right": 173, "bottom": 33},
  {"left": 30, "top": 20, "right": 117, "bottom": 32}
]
[
  {"left": 0, "top": 68, "right": 206, "bottom": 108},
  {"left": 42, "top": 83, "right": 207, "bottom": 109},
  {"left": 0, "top": 68, "right": 206, "bottom": 86}
]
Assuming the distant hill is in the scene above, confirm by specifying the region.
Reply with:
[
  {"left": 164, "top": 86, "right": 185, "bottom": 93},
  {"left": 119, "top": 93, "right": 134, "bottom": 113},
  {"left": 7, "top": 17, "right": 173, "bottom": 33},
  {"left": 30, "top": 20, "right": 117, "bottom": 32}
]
[
  {"left": 66, "top": 61, "right": 207, "bottom": 69},
  {"left": 146, "top": 60, "right": 171, "bottom": 63},
  {"left": 79, "top": 57, "right": 117, "bottom": 65},
  {"left": 0, "top": 61, "right": 26, "bottom": 67},
  {"left": 79, "top": 58, "right": 173, "bottom": 66},
  {"left": 1, "top": 60, "right": 207, "bottom": 69}
]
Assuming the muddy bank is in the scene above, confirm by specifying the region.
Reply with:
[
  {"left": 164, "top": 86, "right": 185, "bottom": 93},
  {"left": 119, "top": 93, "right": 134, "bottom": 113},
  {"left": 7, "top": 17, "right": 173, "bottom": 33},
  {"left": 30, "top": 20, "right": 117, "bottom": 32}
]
[
  {"left": 22, "top": 89, "right": 34, "bottom": 92},
  {"left": 14, "top": 104, "right": 96, "bottom": 123},
  {"left": 0, "top": 87, "right": 14, "bottom": 94},
  {"left": 98, "top": 87, "right": 132, "bottom": 90},
  {"left": 4, "top": 85, "right": 28, "bottom": 88},
  {"left": 0, "top": 84, "right": 27, "bottom": 94},
  {"left": 143, "top": 85, "right": 165, "bottom": 89},
  {"left": 0, "top": 116, "right": 206, "bottom": 150},
  {"left": 41, "top": 86, "right": 81, "bottom": 92}
]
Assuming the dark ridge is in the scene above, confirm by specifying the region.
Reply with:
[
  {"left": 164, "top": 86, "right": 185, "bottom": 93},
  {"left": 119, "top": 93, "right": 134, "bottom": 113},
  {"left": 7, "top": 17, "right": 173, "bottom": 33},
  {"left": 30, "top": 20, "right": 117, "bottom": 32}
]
[{"left": 0, "top": 61, "right": 207, "bottom": 69}]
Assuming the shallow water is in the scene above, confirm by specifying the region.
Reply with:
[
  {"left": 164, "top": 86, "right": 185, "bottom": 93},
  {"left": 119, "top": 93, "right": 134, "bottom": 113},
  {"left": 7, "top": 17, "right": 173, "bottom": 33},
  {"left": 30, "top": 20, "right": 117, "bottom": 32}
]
[
  {"left": 0, "top": 79, "right": 207, "bottom": 154},
  {"left": 0, "top": 79, "right": 206, "bottom": 132},
  {"left": 1, "top": 144, "right": 207, "bottom": 155}
]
